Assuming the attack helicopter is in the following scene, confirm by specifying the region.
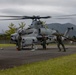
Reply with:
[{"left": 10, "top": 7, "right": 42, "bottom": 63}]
[{"left": 10, "top": 15, "right": 57, "bottom": 50}]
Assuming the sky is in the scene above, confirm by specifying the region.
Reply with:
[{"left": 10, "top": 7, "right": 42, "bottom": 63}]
[{"left": 0, "top": 0, "right": 76, "bottom": 32}]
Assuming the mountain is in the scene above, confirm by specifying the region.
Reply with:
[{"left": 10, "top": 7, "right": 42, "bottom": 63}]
[{"left": 47, "top": 23, "right": 76, "bottom": 37}]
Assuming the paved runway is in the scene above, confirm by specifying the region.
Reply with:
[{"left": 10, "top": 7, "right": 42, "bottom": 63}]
[{"left": 0, "top": 45, "right": 76, "bottom": 69}]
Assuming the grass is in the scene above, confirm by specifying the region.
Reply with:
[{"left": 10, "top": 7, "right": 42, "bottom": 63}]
[
  {"left": 0, "top": 54, "right": 76, "bottom": 75},
  {"left": 0, "top": 44, "right": 15, "bottom": 47}
]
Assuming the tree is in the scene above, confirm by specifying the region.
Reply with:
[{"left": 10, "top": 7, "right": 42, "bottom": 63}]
[
  {"left": 5, "top": 23, "right": 16, "bottom": 39},
  {"left": 41, "top": 21, "right": 48, "bottom": 28},
  {"left": 5, "top": 22, "right": 26, "bottom": 39},
  {"left": 5, "top": 23, "right": 16, "bottom": 35},
  {"left": 19, "top": 22, "right": 26, "bottom": 29}
]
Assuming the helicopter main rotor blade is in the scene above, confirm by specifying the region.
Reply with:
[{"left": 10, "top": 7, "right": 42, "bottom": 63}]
[
  {"left": 0, "top": 15, "right": 32, "bottom": 19},
  {"left": 20, "top": 16, "right": 51, "bottom": 19},
  {"left": 0, "top": 16, "right": 32, "bottom": 20},
  {"left": 0, "top": 15, "right": 30, "bottom": 17},
  {"left": 0, "top": 18, "right": 24, "bottom": 20},
  {"left": 0, "top": 15, "right": 22, "bottom": 17},
  {"left": 0, "top": 15, "right": 51, "bottom": 20}
]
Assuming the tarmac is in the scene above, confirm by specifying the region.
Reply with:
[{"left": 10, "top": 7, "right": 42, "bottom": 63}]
[{"left": 0, "top": 45, "right": 76, "bottom": 70}]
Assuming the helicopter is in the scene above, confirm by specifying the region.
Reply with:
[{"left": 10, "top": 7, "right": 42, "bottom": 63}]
[
  {"left": 0, "top": 15, "right": 74, "bottom": 50},
  {"left": 9, "top": 15, "right": 57, "bottom": 50}
]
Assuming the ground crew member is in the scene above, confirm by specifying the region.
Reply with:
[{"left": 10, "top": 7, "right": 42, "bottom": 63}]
[
  {"left": 17, "top": 33, "right": 22, "bottom": 51},
  {"left": 56, "top": 31, "right": 66, "bottom": 52},
  {"left": 42, "top": 34, "right": 47, "bottom": 49}
]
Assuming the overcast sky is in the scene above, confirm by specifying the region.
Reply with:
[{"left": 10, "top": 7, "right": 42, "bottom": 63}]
[{"left": 0, "top": 0, "right": 76, "bottom": 32}]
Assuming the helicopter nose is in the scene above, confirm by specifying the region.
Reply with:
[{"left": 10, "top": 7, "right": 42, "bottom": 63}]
[{"left": 11, "top": 36, "right": 13, "bottom": 40}]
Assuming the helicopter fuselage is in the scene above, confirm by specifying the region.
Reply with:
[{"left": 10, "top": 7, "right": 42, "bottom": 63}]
[
  {"left": 10, "top": 17, "right": 57, "bottom": 49},
  {"left": 11, "top": 26, "right": 56, "bottom": 48}
]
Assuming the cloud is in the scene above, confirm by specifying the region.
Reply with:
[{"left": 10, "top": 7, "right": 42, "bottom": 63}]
[
  {"left": 0, "top": 4, "right": 72, "bottom": 16},
  {"left": 0, "top": 0, "right": 76, "bottom": 32},
  {"left": 0, "top": 0, "right": 76, "bottom": 7},
  {"left": 0, "top": 0, "right": 76, "bottom": 16}
]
